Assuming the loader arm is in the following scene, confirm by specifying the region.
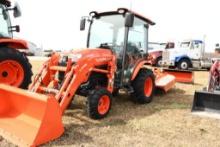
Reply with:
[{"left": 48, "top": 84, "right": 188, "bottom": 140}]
[
  {"left": 29, "top": 52, "right": 117, "bottom": 115},
  {"left": 60, "top": 55, "right": 116, "bottom": 114}
]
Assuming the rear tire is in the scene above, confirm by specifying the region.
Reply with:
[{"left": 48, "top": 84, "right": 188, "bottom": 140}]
[
  {"left": 0, "top": 47, "right": 33, "bottom": 89},
  {"left": 87, "top": 88, "right": 112, "bottom": 119},
  {"left": 131, "top": 69, "right": 155, "bottom": 103}
]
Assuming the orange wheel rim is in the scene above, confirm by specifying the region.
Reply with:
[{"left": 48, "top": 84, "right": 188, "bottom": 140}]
[
  {"left": 144, "top": 77, "right": 153, "bottom": 97},
  {"left": 98, "top": 95, "right": 110, "bottom": 114},
  {"left": 0, "top": 60, "right": 24, "bottom": 87}
]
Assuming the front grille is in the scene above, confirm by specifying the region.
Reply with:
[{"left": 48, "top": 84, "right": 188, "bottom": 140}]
[{"left": 162, "top": 50, "right": 170, "bottom": 65}]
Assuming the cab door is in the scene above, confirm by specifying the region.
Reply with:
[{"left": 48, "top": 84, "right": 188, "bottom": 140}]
[{"left": 189, "top": 42, "right": 202, "bottom": 60}]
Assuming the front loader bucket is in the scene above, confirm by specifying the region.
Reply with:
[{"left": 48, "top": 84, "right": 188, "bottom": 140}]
[
  {"left": 191, "top": 90, "right": 220, "bottom": 119},
  {"left": 163, "top": 69, "right": 194, "bottom": 84},
  {"left": 0, "top": 84, "right": 64, "bottom": 147}
]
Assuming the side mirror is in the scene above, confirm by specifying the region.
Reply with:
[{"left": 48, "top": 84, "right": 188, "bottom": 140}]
[
  {"left": 9, "top": 25, "right": 20, "bottom": 32},
  {"left": 13, "top": 2, "right": 22, "bottom": 18},
  {"left": 15, "top": 25, "right": 20, "bottom": 32},
  {"left": 125, "top": 13, "right": 134, "bottom": 27},
  {"left": 80, "top": 18, "right": 86, "bottom": 31}
]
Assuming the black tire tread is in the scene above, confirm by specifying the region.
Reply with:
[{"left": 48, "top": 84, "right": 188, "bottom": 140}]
[
  {"left": 131, "top": 68, "right": 155, "bottom": 104},
  {"left": 87, "top": 88, "right": 112, "bottom": 119}
]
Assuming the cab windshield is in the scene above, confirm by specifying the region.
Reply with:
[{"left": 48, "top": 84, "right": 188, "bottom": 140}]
[
  {"left": 88, "top": 15, "right": 124, "bottom": 48},
  {"left": 0, "top": 4, "right": 12, "bottom": 38},
  {"left": 88, "top": 14, "right": 147, "bottom": 57},
  {"left": 180, "top": 42, "right": 190, "bottom": 48}
]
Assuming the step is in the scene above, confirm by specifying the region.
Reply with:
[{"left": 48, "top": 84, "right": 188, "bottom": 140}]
[
  {"left": 39, "top": 87, "right": 59, "bottom": 94},
  {"left": 50, "top": 66, "right": 67, "bottom": 71}
]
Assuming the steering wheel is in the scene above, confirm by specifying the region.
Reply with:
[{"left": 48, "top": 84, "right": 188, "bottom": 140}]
[{"left": 99, "top": 43, "right": 122, "bottom": 52}]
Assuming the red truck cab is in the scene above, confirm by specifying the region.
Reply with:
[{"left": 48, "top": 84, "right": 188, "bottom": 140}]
[{"left": 147, "top": 42, "right": 175, "bottom": 67}]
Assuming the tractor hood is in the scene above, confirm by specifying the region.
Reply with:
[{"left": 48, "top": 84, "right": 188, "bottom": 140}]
[
  {"left": 61, "top": 48, "right": 114, "bottom": 64},
  {"left": 69, "top": 48, "right": 112, "bottom": 57}
]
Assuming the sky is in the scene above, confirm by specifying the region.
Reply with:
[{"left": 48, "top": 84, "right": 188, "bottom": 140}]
[{"left": 9, "top": 0, "right": 220, "bottom": 52}]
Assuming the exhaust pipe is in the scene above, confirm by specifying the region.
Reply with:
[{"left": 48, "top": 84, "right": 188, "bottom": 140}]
[{"left": 0, "top": 84, "right": 64, "bottom": 146}]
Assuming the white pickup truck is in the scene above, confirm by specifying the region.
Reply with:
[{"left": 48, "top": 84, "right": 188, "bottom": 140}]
[{"left": 162, "top": 39, "right": 214, "bottom": 70}]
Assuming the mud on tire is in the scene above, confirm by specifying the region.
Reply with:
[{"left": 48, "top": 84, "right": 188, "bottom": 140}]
[
  {"left": 86, "top": 88, "right": 112, "bottom": 119},
  {"left": 131, "top": 68, "right": 155, "bottom": 103},
  {"left": 0, "top": 47, "right": 33, "bottom": 89}
]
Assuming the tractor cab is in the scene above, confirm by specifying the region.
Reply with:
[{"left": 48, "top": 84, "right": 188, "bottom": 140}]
[
  {"left": 80, "top": 8, "right": 155, "bottom": 89},
  {"left": 0, "top": 2, "right": 13, "bottom": 38},
  {"left": 0, "top": 0, "right": 21, "bottom": 39}
]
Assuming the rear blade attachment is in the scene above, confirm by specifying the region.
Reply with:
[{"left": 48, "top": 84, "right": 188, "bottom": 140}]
[
  {"left": 191, "top": 90, "right": 220, "bottom": 119},
  {"left": 154, "top": 72, "right": 176, "bottom": 92},
  {"left": 163, "top": 69, "right": 194, "bottom": 84},
  {"left": 0, "top": 84, "right": 64, "bottom": 147}
]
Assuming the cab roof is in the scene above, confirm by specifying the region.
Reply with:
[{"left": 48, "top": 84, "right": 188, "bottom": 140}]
[{"left": 89, "top": 8, "right": 155, "bottom": 26}]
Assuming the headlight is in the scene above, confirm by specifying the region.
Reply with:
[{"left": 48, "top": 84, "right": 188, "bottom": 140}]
[{"left": 148, "top": 54, "right": 153, "bottom": 60}]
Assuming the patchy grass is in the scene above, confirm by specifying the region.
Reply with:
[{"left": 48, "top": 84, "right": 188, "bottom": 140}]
[{"left": 1, "top": 58, "right": 220, "bottom": 147}]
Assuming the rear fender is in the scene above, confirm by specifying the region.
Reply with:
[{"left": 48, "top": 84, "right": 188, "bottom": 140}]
[
  {"left": 131, "top": 60, "right": 149, "bottom": 81},
  {"left": 0, "top": 38, "right": 28, "bottom": 49}
]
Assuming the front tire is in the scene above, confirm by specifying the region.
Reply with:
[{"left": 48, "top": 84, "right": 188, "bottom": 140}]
[
  {"left": 156, "top": 57, "right": 162, "bottom": 67},
  {"left": 87, "top": 88, "right": 112, "bottom": 119},
  {"left": 112, "top": 88, "right": 119, "bottom": 97},
  {"left": 0, "top": 47, "right": 33, "bottom": 89},
  {"left": 178, "top": 59, "right": 189, "bottom": 70},
  {"left": 131, "top": 69, "right": 155, "bottom": 103}
]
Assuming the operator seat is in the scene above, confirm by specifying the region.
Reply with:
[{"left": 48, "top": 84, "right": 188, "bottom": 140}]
[
  {"left": 127, "top": 42, "right": 141, "bottom": 59},
  {"left": 99, "top": 43, "right": 114, "bottom": 54}
]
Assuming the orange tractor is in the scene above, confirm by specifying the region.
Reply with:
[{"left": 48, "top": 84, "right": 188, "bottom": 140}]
[
  {"left": 0, "top": 0, "right": 32, "bottom": 89},
  {"left": 0, "top": 8, "right": 176, "bottom": 146}
]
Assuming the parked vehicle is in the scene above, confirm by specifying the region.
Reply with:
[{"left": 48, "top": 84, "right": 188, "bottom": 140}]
[
  {"left": 148, "top": 42, "right": 175, "bottom": 67},
  {"left": 191, "top": 60, "right": 220, "bottom": 119},
  {"left": 0, "top": 0, "right": 32, "bottom": 89},
  {"left": 0, "top": 8, "right": 178, "bottom": 146},
  {"left": 162, "top": 39, "right": 213, "bottom": 70}
]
